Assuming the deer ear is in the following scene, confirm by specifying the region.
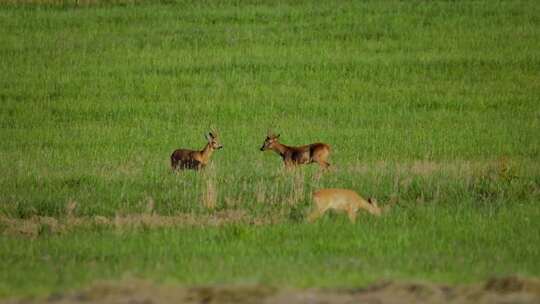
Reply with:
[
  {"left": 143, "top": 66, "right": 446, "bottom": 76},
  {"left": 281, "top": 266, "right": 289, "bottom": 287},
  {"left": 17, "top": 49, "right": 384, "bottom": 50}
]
[{"left": 206, "top": 133, "right": 212, "bottom": 141}]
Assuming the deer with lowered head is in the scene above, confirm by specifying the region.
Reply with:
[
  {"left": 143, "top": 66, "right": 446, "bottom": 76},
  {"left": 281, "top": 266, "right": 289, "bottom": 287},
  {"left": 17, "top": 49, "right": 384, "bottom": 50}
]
[
  {"left": 170, "top": 130, "right": 223, "bottom": 170},
  {"left": 260, "top": 130, "right": 331, "bottom": 169},
  {"left": 307, "top": 188, "right": 381, "bottom": 223}
]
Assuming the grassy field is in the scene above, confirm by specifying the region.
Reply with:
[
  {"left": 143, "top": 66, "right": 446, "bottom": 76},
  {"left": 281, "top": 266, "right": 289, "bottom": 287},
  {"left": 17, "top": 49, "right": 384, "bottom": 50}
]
[{"left": 1, "top": 0, "right": 540, "bottom": 299}]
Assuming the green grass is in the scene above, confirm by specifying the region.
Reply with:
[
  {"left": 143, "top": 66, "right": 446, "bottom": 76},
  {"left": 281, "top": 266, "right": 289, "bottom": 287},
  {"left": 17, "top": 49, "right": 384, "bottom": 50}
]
[
  {"left": 2, "top": 202, "right": 540, "bottom": 297},
  {"left": 1, "top": 0, "right": 539, "bottom": 298}
]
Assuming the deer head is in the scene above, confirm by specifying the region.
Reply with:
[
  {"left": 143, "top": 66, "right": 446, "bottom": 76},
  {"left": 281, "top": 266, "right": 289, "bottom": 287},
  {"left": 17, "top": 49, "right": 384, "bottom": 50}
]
[
  {"left": 205, "top": 129, "right": 223, "bottom": 150},
  {"left": 260, "top": 129, "right": 280, "bottom": 151}
]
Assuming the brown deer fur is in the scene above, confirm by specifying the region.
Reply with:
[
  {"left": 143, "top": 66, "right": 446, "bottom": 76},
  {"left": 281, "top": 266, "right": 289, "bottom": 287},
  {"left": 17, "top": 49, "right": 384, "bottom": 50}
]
[
  {"left": 308, "top": 188, "right": 381, "bottom": 223},
  {"left": 171, "top": 132, "right": 223, "bottom": 170},
  {"left": 260, "top": 131, "right": 331, "bottom": 169}
]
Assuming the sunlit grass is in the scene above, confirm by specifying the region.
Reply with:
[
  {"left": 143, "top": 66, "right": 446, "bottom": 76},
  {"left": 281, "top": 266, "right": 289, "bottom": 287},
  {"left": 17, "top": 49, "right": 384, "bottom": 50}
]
[{"left": 0, "top": 0, "right": 539, "bottom": 297}]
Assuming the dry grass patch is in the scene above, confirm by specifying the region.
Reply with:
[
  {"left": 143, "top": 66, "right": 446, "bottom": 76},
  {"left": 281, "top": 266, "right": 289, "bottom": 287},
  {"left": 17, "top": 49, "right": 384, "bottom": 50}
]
[
  {"left": 0, "top": 210, "right": 278, "bottom": 237},
  {"left": 4, "top": 276, "right": 540, "bottom": 304}
]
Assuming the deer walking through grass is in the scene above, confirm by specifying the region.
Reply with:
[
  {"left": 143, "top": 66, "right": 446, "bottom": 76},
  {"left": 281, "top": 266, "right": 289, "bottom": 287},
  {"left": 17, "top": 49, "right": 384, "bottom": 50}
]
[
  {"left": 260, "top": 130, "right": 331, "bottom": 170},
  {"left": 308, "top": 188, "right": 381, "bottom": 223}
]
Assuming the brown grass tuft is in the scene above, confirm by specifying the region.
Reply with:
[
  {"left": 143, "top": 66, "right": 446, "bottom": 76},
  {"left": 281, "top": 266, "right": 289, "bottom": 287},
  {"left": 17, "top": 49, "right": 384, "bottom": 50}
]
[
  {"left": 0, "top": 210, "right": 274, "bottom": 238},
  {"left": 202, "top": 177, "right": 217, "bottom": 210},
  {"left": 65, "top": 199, "right": 78, "bottom": 218},
  {"left": 287, "top": 172, "right": 305, "bottom": 205}
]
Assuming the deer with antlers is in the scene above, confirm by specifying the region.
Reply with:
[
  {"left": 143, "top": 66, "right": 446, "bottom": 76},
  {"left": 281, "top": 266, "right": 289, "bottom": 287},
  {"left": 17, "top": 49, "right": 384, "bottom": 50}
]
[
  {"left": 260, "top": 130, "right": 331, "bottom": 169},
  {"left": 171, "top": 129, "right": 223, "bottom": 170}
]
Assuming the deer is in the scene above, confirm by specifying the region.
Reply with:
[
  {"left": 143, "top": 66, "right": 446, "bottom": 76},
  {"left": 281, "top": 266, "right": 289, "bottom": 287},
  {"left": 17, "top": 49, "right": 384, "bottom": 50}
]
[
  {"left": 170, "top": 130, "right": 223, "bottom": 170},
  {"left": 307, "top": 188, "right": 381, "bottom": 223},
  {"left": 259, "top": 130, "right": 331, "bottom": 169}
]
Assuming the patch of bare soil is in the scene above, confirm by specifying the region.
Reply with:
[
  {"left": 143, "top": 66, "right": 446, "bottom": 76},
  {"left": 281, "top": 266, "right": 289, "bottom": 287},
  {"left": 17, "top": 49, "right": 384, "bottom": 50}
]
[{"left": 3, "top": 276, "right": 540, "bottom": 304}]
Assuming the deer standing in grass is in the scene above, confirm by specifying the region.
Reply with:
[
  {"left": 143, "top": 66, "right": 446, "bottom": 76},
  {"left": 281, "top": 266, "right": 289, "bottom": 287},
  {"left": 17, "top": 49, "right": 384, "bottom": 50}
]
[
  {"left": 308, "top": 188, "right": 381, "bottom": 223},
  {"left": 170, "top": 130, "right": 223, "bottom": 170},
  {"left": 260, "top": 131, "right": 331, "bottom": 169}
]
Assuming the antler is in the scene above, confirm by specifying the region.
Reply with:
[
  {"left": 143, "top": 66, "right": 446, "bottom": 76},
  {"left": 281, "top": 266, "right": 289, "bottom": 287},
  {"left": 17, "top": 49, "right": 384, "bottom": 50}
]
[
  {"left": 209, "top": 126, "right": 218, "bottom": 137},
  {"left": 267, "top": 128, "right": 275, "bottom": 138}
]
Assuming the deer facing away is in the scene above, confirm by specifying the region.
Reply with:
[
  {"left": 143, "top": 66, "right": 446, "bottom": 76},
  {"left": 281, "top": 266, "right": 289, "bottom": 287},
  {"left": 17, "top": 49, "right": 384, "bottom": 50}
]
[
  {"left": 171, "top": 131, "right": 223, "bottom": 170},
  {"left": 260, "top": 131, "right": 331, "bottom": 169},
  {"left": 307, "top": 188, "right": 381, "bottom": 223}
]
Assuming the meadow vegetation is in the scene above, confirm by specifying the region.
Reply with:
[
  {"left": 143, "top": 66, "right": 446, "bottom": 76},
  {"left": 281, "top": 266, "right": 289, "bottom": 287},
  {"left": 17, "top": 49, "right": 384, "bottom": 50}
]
[{"left": 0, "top": 0, "right": 539, "bottom": 298}]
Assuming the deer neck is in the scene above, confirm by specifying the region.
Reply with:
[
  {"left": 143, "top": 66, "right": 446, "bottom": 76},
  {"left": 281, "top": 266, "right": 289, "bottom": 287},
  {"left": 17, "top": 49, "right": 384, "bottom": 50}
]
[
  {"left": 272, "top": 142, "right": 289, "bottom": 157},
  {"left": 200, "top": 143, "right": 214, "bottom": 164}
]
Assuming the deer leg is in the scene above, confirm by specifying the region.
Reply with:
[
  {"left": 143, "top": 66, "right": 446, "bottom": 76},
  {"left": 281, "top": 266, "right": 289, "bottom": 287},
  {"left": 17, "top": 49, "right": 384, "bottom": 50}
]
[
  {"left": 313, "top": 159, "right": 330, "bottom": 170},
  {"left": 308, "top": 197, "right": 331, "bottom": 222},
  {"left": 321, "top": 161, "right": 331, "bottom": 170},
  {"left": 284, "top": 160, "right": 296, "bottom": 171},
  {"left": 308, "top": 204, "right": 332, "bottom": 222},
  {"left": 347, "top": 207, "right": 358, "bottom": 223},
  {"left": 307, "top": 208, "right": 321, "bottom": 222}
]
